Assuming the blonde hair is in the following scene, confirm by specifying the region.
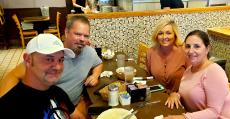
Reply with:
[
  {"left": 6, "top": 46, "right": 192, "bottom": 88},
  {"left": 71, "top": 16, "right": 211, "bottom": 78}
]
[{"left": 152, "top": 17, "right": 183, "bottom": 47}]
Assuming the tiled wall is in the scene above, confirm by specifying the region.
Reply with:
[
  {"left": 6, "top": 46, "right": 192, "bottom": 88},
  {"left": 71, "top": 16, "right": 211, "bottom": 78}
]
[
  {"left": 0, "top": 49, "right": 25, "bottom": 79},
  {"left": 89, "top": 10, "right": 230, "bottom": 77},
  {"left": 209, "top": 34, "right": 230, "bottom": 79}
]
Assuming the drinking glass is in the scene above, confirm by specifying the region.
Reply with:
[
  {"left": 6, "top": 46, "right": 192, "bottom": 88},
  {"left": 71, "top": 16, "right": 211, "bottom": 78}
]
[
  {"left": 116, "top": 54, "right": 125, "bottom": 68},
  {"left": 124, "top": 66, "right": 134, "bottom": 84}
]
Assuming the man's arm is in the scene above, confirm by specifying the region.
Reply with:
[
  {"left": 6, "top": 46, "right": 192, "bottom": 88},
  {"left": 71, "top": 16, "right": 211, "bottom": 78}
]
[
  {"left": 84, "top": 63, "right": 103, "bottom": 86},
  {"left": 0, "top": 63, "right": 25, "bottom": 97}
]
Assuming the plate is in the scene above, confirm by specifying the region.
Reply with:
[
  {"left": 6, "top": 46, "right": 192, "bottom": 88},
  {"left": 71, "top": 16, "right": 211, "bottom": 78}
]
[
  {"left": 97, "top": 108, "right": 137, "bottom": 119},
  {"left": 101, "top": 49, "right": 115, "bottom": 60}
]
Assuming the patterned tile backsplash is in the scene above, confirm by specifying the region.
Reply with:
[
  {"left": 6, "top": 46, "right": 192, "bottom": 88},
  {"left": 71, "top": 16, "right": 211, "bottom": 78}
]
[
  {"left": 209, "top": 34, "right": 230, "bottom": 79},
  {"left": 89, "top": 10, "right": 230, "bottom": 78}
]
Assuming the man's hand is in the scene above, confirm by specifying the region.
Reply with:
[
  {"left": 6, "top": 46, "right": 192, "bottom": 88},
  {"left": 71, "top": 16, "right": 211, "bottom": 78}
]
[
  {"left": 165, "top": 92, "right": 183, "bottom": 109},
  {"left": 84, "top": 75, "right": 99, "bottom": 86},
  {"left": 85, "top": 39, "right": 92, "bottom": 46},
  {"left": 84, "top": 64, "right": 103, "bottom": 86}
]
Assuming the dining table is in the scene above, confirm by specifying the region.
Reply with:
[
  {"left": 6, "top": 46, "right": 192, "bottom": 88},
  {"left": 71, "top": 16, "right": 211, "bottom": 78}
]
[
  {"left": 86, "top": 53, "right": 185, "bottom": 119},
  {"left": 22, "top": 16, "right": 50, "bottom": 33},
  {"left": 22, "top": 16, "right": 50, "bottom": 23}
]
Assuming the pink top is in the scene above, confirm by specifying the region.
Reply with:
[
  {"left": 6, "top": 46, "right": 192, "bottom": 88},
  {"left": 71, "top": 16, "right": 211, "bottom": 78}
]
[
  {"left": 146, "top": 46, "right": 188, "bottom": 93},
  {"left": 179, "top": 63, "right": 230, "bottom": 119}
]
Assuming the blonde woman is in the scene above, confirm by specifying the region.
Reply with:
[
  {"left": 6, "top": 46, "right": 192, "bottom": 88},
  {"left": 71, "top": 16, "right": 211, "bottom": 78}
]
[{"left": 146, "top": 17, "right": 189, "bottom": 99}]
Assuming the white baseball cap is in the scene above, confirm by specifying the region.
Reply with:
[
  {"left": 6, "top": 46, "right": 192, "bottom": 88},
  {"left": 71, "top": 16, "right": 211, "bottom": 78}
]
[{"left": 26, "top": 34, "right": 75, "bottom": 58}]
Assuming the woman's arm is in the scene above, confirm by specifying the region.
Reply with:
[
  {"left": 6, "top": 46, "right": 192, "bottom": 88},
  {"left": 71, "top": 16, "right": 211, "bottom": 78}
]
[{"left": 146, "top": 48, "right": 152, "bottom": 73}]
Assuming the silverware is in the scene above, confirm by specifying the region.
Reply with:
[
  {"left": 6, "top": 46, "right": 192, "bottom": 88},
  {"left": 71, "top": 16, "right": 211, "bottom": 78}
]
[
  {"left": 123, "top": 110, "right": 138, "bottom": 119},
  {"left": 133, "top": 76, "right": 154, "bottom": 80},
  {"left": 115, "top": 58, "right": 134, "bottom": 61},
  {"left": 125, "top": 58, "right": 134, "bottom": 61},
  {"left": 145, "top": 100, "right": 161, "bottom": 105},
  {"left": 135, "top": 100, "right": 161, "bottom": 109}
]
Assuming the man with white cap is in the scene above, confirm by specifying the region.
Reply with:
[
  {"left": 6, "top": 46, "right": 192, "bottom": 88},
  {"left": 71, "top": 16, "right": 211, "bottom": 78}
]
[{"left": 0, "top": 34, "right": 77, "bottom": 118}]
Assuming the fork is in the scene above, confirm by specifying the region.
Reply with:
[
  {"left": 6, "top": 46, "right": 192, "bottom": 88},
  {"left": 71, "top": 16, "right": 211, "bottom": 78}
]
[{"left": 123, "top": 110, "right": 138, "bottom": 119}]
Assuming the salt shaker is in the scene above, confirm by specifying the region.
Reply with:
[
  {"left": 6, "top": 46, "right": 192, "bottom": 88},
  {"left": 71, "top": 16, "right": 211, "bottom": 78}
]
[{"left": 108, "top": 84, "right": 119, "bottom": 106}]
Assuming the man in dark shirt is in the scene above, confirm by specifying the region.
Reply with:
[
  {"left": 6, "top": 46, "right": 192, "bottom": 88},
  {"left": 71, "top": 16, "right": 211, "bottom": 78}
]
[
  {"left": 160, "top": 0, "right": 184, "bottom": 9},
  {"left": 0, "top": 34, "right": 76, "bottom": 119}
]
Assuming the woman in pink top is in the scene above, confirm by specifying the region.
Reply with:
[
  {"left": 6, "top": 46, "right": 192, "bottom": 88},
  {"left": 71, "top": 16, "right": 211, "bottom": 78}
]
[
  {"left": 164, "top": 30, "right": 230, "bottom": 119},
  {"left": 146, "top": 17, "right": 189, "bottom": 94}
]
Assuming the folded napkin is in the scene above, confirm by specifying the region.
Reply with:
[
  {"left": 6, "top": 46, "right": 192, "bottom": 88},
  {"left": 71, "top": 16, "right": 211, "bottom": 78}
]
[
  {"left": 154, "top": 115, "right": 163, "bottom": 119},
  {"left": 100, "top": 71, "right": 113, "bottom": 78},
  {"left": 132, "top": 80, "right": 146, "bottom": 85}
]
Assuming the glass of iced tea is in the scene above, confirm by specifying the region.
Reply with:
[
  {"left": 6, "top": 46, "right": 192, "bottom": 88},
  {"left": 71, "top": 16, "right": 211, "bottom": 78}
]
[{"left": 124, "top": 66, "right": 134, "bottom": 84}]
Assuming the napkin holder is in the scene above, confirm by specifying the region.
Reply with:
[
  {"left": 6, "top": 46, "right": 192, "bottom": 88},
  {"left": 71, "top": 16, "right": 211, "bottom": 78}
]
[{"left": 126, "top": 84, "right": 147, "bottom": 103}]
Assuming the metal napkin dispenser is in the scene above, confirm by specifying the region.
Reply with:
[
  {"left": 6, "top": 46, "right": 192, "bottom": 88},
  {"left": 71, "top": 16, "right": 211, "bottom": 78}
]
[{"left": 126, "top": 83, "right": 147, "bottom": 103}]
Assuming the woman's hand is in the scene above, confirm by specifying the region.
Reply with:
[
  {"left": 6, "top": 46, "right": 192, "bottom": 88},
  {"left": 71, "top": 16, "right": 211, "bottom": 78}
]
[
  {"left": 80, "top": 6, "right": 86, "bottom": 12},
  {"left": 81, "top": 5, "right": 91, "bottom": 13},
  {"left": 165, "top": 92, "right": 182, "bottom": 109}
]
